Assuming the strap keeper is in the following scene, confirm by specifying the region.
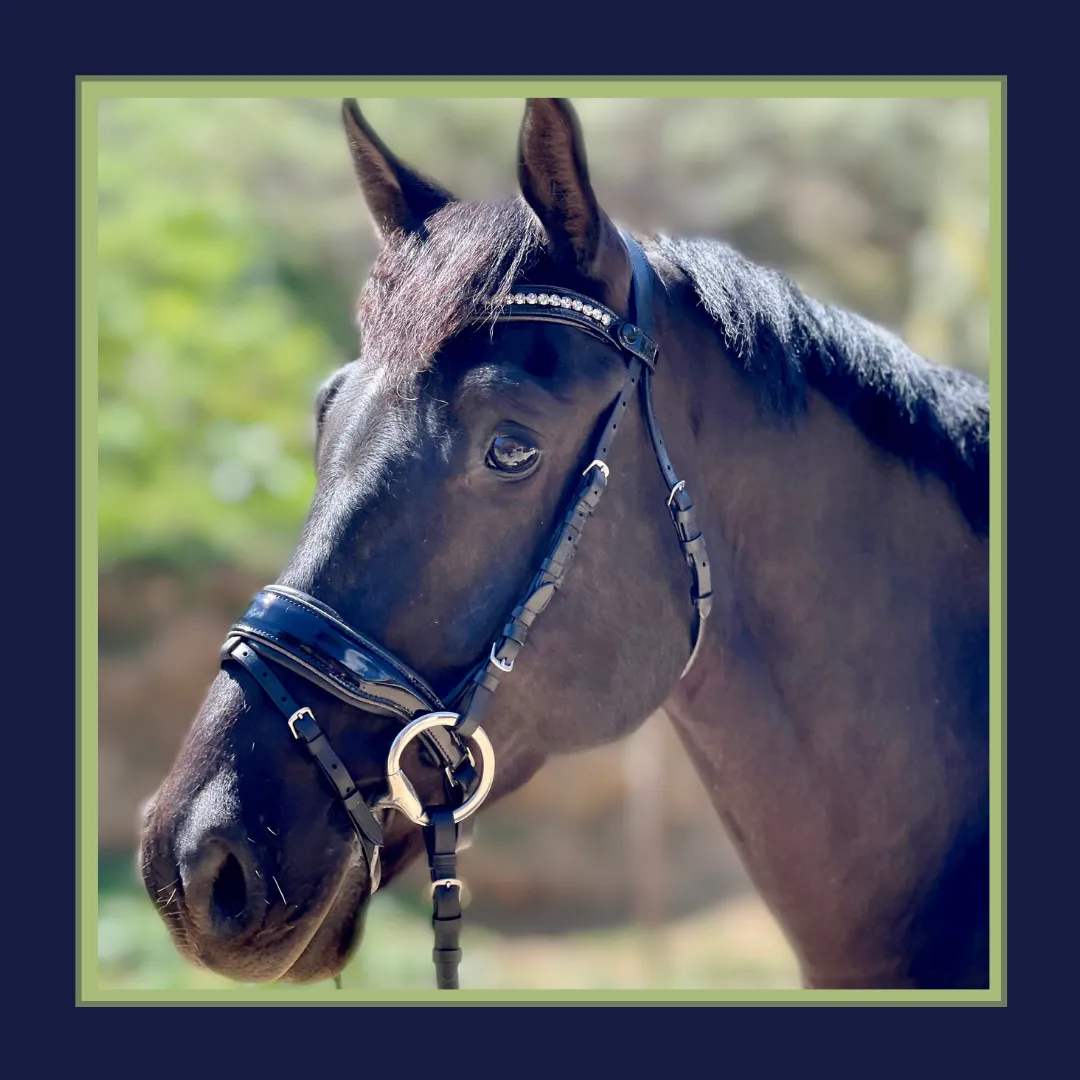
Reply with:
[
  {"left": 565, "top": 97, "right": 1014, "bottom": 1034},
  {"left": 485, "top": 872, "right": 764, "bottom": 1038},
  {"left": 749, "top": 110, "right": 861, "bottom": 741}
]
[
  {"left": 682, "top": 534, "right": 707, "bottom": 558},
  {"left": 616, "top": 321, "right": 659, "bottom": 369}
]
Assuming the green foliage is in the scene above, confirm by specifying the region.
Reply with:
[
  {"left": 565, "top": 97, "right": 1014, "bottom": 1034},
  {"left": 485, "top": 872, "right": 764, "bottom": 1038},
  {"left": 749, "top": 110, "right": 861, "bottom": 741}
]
[
  {"left": 97, "top": 100, "right": 352, "bottom": 572},
  {"left": 97, "top": 97, "right": 989, "bottom": 574}
]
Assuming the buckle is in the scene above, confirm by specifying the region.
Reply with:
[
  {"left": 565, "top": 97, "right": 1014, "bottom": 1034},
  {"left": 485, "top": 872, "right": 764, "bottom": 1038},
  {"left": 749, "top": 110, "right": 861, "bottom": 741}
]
[
  {"left": 489, "top": 641, "right": 514, "bottom": 673},
  {"left": 287, "top": 707, "right": 316, "bottom": 739},
  {"left": 430, "top": 877, "right": 464, "bottom": 897}
]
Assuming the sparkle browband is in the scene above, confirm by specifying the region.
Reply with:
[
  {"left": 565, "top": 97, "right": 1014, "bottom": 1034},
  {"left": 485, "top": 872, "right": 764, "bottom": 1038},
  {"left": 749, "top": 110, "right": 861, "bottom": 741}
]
[
  {"left": 485, "top": 287, "right": 660, "bottom": 370},
  {"left": 503, "top": 290, "right": 615, "bottom": 325}
]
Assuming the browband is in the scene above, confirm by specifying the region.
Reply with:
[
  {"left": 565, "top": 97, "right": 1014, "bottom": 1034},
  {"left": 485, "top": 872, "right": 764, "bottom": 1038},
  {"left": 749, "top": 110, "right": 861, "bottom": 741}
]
[{"left": 491, "top": 288, "right": 660, "bottom": 370}]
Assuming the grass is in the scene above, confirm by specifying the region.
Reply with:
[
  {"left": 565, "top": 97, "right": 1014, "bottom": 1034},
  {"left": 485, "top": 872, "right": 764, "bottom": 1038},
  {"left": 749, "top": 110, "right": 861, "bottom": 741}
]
[{"left": 97, "top": 857, "right": 800, "bottom": 992}]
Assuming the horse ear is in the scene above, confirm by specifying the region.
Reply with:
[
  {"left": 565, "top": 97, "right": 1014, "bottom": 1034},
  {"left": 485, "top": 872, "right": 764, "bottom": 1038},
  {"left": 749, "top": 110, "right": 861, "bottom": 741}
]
[
  {"left": 341, "top": 99, "right": 455, "bottom": 240},
  {"left": 517, "top": 98, "right": 628, "bottom": 292}
]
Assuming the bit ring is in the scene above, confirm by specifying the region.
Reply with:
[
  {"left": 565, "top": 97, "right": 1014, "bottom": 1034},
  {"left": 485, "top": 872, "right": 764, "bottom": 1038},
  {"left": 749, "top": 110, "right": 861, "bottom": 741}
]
[{"left": 376, "top": 712, "right": 495, "bottom": 827}]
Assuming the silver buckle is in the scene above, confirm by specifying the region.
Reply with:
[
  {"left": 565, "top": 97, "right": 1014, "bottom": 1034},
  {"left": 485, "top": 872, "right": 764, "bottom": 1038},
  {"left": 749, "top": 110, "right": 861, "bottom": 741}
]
[
  {"left": 667, "top": 479, "right": 686, "bottom": 507},
  {"left": 489, "top": 641, "right": 514, "bottom": 672},
  {"left": 287, "top": 706, "right": 315, "bottom": 739},
  {"left": 583, "top": 459, "right": 610, "bottom": 479},
  {"left": 430, "top": 877, "right": 464, "bottom": 897}
]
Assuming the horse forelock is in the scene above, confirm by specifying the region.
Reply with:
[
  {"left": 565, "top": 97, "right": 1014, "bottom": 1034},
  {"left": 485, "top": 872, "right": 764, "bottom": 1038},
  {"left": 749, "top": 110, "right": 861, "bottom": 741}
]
[{"left": 355, "top": 199, "right": 545, "bottom": 391}]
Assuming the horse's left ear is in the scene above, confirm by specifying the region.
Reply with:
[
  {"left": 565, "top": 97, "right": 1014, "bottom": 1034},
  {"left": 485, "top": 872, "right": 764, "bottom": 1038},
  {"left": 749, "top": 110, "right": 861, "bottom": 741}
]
[
  {"left": 342, "top": 99, "right": 456, "bottom": 240},
  {"left": 517, "top": 99, "right": 630, "bottom": 302}
]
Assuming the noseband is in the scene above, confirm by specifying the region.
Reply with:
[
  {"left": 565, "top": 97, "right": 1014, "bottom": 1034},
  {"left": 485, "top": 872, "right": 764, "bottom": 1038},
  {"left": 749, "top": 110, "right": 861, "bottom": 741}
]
[{"left": 220, "top": 234, "right": 712, "bottom": 989}]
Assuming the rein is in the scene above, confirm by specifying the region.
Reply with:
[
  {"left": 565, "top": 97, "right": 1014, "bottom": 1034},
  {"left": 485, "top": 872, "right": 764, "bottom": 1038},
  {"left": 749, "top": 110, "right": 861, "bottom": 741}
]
[{"left": 220, "top": 233, "right": 712, "bottom": 989}]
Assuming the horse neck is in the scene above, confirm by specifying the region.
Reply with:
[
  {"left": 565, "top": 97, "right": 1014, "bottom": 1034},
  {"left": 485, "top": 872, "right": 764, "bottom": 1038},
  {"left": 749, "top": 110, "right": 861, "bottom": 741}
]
[{"left": 651, "top": 282, "right": 989, "bottom": 987}]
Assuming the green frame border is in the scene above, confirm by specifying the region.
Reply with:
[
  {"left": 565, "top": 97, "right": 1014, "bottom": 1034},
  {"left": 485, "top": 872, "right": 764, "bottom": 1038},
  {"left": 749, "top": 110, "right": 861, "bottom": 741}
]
[{"left": 78, "top": 77, "right": 1005, "bottom": 1006}]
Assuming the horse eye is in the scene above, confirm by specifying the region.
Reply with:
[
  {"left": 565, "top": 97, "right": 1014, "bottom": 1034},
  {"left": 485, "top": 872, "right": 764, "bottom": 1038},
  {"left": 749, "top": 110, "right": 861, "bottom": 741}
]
[{"left": 486, "top": 435, "right": 541, "bottom": 475}]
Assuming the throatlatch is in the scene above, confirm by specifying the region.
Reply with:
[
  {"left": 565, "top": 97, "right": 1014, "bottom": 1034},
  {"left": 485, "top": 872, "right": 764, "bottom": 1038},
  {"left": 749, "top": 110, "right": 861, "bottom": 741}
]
[{"left": 219, "top": 233, "right": 711, "bottom": 990}]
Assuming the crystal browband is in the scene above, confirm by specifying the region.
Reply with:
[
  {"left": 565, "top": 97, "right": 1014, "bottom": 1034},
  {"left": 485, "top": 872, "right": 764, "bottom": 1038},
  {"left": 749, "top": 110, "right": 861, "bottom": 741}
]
[
  {"left": 486, "top": 287, "right": 660, "bottom": 370},
  {"left": 502, "top": 290, "right": 615, "bottom": 326}
]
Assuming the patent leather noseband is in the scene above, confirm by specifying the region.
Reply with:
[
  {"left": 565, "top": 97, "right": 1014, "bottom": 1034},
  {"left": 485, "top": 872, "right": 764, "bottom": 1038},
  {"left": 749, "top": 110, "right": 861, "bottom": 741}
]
[{"left": 220, "top": 233, "right": 712, "bottom": 989}]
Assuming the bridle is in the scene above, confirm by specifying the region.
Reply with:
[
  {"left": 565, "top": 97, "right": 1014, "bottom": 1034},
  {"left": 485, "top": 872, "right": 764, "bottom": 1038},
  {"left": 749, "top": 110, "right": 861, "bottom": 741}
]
[{"left": 219, "top": 233, "right": 713, "bottom": 989}]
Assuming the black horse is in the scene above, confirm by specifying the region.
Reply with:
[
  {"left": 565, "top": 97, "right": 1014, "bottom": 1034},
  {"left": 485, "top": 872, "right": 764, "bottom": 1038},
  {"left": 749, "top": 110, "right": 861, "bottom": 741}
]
[{"left": 140, "top": 98, "right": 990, "bottom": 990}]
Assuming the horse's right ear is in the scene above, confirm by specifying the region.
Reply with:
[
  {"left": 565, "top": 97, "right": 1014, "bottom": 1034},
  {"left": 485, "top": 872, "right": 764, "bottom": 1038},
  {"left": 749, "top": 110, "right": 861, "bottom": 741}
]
[{"left": 341, "top": 99, "right": 455, "bottom": 241}]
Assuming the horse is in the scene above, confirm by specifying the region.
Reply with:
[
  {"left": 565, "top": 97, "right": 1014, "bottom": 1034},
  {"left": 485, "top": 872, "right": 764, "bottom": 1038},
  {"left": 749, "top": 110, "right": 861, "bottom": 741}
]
[{"left": 139, "top": 98, "right": 991, "bottom": 991}]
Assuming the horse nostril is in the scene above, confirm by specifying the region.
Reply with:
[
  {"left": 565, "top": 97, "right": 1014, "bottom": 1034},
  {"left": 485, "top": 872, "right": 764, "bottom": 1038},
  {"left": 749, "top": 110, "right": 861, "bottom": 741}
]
[
  {"left": 211, "top": 852, "right": 249, "bottom": 928},
  {"left": 179, "top": 838, "right": 262, "bottom": 940}
]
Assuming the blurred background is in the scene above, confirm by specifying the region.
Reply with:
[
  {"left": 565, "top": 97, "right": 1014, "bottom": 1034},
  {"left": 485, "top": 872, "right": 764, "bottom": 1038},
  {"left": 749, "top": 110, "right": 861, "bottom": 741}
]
[{"left": 96, "top": 96, "right": 990, "bottom": 991}]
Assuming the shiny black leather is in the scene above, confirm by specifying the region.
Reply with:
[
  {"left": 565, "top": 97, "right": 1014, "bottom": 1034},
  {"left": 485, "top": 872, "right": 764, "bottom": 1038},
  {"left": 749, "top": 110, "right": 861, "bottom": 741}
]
[
  {"left": 229, "top": 585, "right": 443, "bottom": 722},
  {"left": 224, "top": 586, "right": 475, "bottom": 780},
  {"left": 226, "top": 638, "right": 384, "bottom": 870},
  {"left": 627, "top": 237, "right": 714, "bottom": 645},
  {"left": 497, "top": 290, "right": 659, "bottom": 369}
]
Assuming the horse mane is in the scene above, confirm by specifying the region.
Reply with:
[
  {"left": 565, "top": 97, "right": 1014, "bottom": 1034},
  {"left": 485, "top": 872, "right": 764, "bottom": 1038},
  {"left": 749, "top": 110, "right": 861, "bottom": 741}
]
[
  {"left": 649, "top": 234, "right": 990, "bottom": 535},
  {"left": 357, "top": 199, "right": 989, "bottom": 535}
]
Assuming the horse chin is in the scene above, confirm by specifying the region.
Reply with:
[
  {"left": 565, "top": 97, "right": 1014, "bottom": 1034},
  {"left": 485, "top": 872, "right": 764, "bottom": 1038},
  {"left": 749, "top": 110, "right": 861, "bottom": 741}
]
[
  {"left": 276, "top": 830, "right": 424, "bottom": 983},
  {"left": 276, "top": 872, "right": 370, "bottom": 983}
]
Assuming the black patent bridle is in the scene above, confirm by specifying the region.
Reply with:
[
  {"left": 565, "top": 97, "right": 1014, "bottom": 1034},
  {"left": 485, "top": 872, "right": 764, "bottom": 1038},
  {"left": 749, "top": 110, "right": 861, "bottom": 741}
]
[{"left": 220, "top": 234, "right": 713, "bottom": 989}]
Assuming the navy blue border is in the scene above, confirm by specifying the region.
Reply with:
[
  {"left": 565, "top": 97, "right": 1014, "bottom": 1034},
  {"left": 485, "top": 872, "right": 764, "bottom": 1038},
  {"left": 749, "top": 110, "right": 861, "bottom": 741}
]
[
  {"left": 8, "top": 68, "right": 78, "bottom": 1019},
  {"left": 7, "top": 21, "right": 1044, "bottom": 1064}
]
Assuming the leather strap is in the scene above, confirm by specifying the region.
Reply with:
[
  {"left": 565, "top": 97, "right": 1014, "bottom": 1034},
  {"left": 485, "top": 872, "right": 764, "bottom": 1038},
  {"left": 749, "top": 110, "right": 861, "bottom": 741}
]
[
  {"left": 494, "top": 288, "right": 658, "bottom": 370},
  {"left": 225, "top": 639, "right": 384, "bottom": 878},
  {"left": 622, "top": 232, "right": 712, "bottom": 670},
  {"left": 231, "top": 586, "right": 443, "bottom": 720},
  {"left": 425, "top": 808, "right": 463, "bottom": 989},
  {"left": 454, "top": 356, "right": 644, "bottom": 737},
  {"left": 452, "top": 234, "right": 712, "bottom": 728},
  {"left": 226, "top": 589, "right": 477, "bottom": 789}
]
